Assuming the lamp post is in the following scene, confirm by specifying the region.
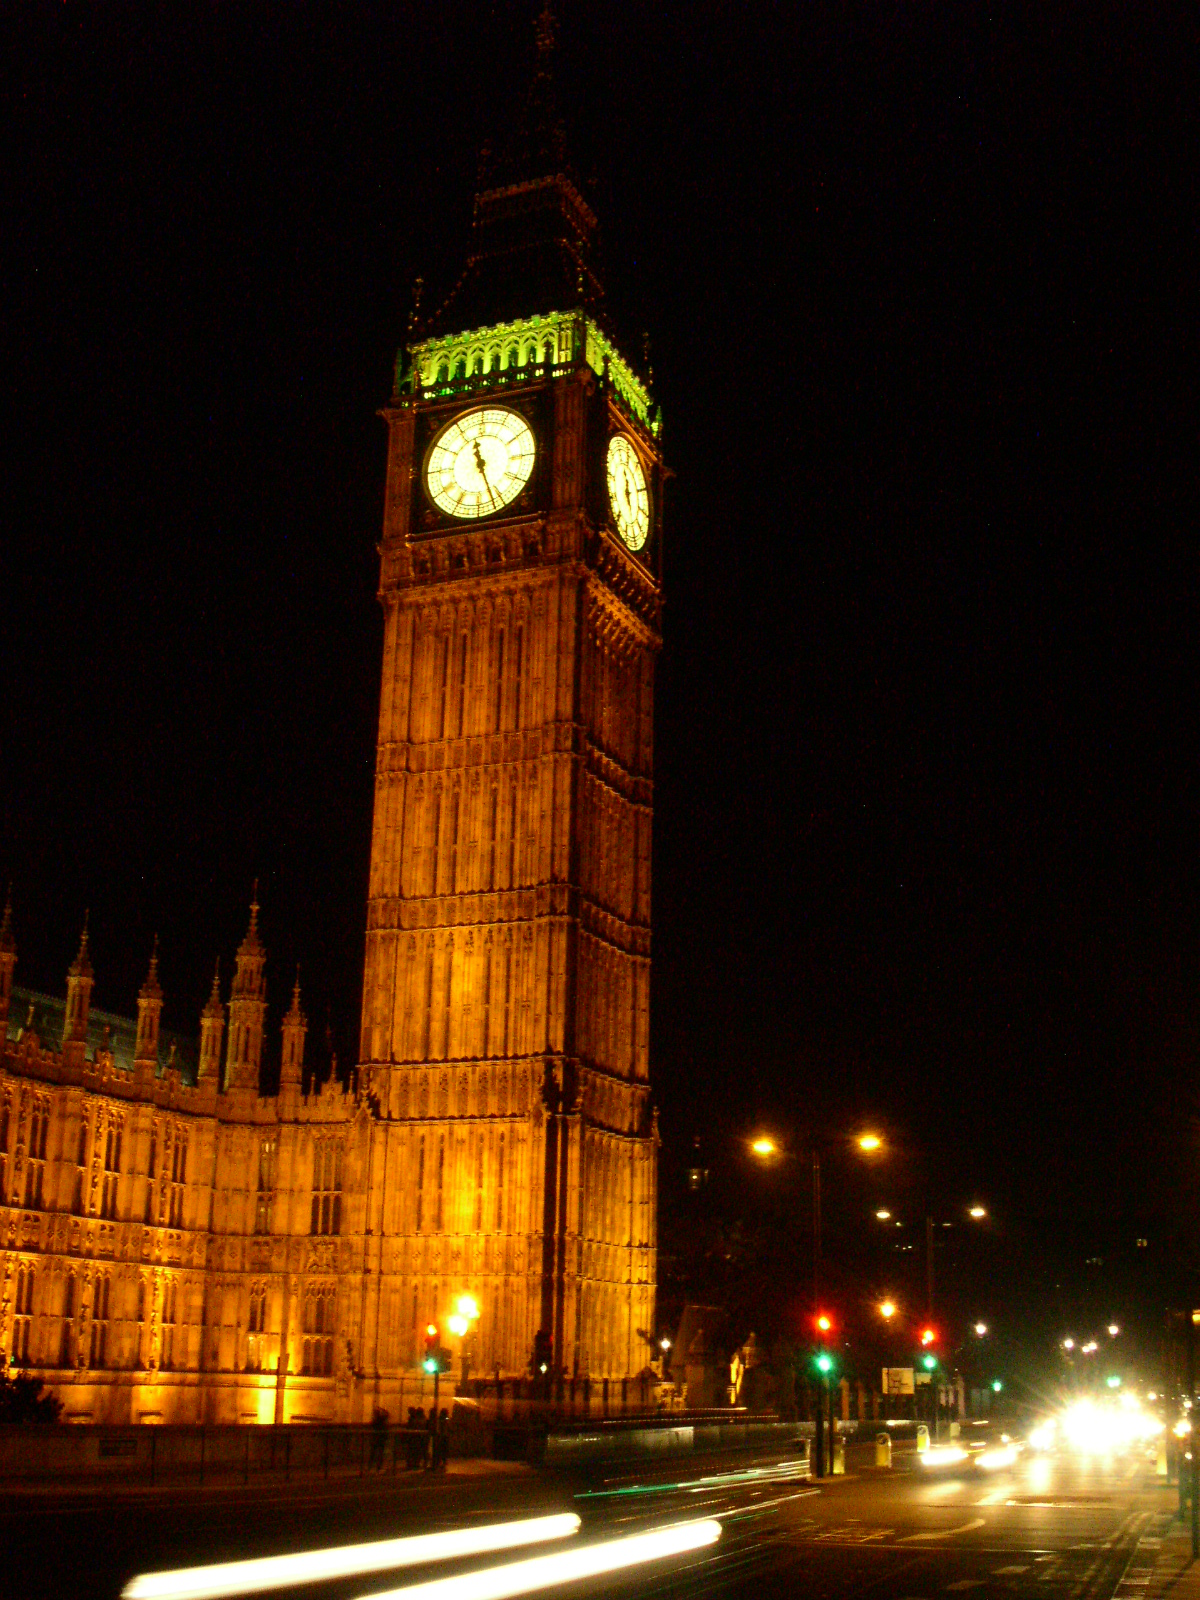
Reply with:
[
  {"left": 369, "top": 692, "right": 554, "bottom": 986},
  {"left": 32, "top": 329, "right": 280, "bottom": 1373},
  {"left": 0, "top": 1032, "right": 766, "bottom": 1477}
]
[
  {"left": 447, "top": 1294, "right": 480, "bottom": 1390},
  {"left": 750, "top": 1130, "right": 884, "bottom": 1319}
]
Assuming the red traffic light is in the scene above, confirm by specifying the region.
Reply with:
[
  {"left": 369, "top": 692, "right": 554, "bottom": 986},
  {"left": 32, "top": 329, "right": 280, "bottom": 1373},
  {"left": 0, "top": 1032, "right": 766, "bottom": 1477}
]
[
  {"left": 920, "top": 1326, "right": 937, "bottom": 1347},
  {"left": 425, "top": 1324, "right": 438, "bottom": 1339},
  {"left": 815, "top": 1312, "right": 834, "bottom": 1334}
]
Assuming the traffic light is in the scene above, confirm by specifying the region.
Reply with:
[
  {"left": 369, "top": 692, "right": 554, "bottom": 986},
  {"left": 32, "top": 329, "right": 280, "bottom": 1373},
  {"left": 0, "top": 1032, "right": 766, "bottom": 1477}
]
[
  {"left": 919, "top": 1326, "right": 937, "bottom": 1347},
  {"left": 532, "top": 1328, "right": 553, "bottom": 1376},
  {"left": 814, "top": 1351, "right": 835, "bottom": 1376},
  {"left": 921, "top": 1353, "right": 937, "bottom": 1371},
  {"left": 422, "top": 1323, "right": 444, "bottom": 1374},
  {"left": 991, "top": 1379, "right": 1004, "bottom": 1393}
]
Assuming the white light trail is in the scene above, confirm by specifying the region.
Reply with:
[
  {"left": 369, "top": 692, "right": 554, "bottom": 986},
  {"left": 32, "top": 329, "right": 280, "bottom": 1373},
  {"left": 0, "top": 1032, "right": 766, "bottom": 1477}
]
[
  {"left": 357, "top": 1518, "right": 722, "bottom": 1600},
  {"left": 122, "top": 1513, "right": 582, "bottom": 1600}
]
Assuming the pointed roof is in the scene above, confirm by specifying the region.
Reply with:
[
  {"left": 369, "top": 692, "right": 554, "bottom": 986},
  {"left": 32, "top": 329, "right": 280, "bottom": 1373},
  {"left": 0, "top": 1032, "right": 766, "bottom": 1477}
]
[
  {"left": 237, "top": 884, "right": 264, "bottom": 961},
  {"left": 139, "top": 936, "right": 163, "bottom": 1002},
  {"left": 68, "top": 914, "right": 93, "bottom": 980},
  {"left": 202, "top": 960, "right": 224, "bottom": 1020},
  {"left": 284, "top": 967, "right": 306, "bottom": 1028},
  {"left": 420, "top": 5, "right": 605, "bottom": 339}
]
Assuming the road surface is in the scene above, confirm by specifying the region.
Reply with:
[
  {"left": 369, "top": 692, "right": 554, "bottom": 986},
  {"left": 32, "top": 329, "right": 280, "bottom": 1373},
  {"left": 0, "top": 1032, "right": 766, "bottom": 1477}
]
[{"left": 0, "top": 1444, "right": 1173, "bottom": 1600}]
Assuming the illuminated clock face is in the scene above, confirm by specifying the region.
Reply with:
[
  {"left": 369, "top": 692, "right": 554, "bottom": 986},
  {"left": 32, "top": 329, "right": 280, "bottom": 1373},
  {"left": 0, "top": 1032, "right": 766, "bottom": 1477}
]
[
  {"left": 425, "top": 407, "right": 536, "bottom": 519},
  {"left": 606, "top": 434, "right": 650, "bottom": 551}
]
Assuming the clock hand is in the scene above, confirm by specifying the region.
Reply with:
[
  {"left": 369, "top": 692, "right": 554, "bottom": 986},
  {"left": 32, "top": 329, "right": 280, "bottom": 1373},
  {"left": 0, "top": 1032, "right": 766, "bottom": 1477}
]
[{"left": 472, "top": 440, "right": 497, "bottom": 504}]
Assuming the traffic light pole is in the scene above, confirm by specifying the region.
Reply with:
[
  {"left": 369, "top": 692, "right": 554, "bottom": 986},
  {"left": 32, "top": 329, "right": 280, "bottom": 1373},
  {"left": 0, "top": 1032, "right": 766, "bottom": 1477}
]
[{"left": 814, "top": 1370, "right": 825, "bottom": 1478}]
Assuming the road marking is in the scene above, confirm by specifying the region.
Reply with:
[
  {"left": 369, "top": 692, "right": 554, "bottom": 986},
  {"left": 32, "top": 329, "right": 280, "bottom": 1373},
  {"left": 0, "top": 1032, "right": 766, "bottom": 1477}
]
[
  {"left": 991, "top": 1565, "right": 1030, "bottom": 1575},
  {"left": 900, "top": 1518, "right": 986, "bottom": 1542},
  {"left": 975, "top": 1489, "right": 1008, "bottom": 1505},
  {"left": 944, "top": 1583, "right": 985, "bottom": 1592}
]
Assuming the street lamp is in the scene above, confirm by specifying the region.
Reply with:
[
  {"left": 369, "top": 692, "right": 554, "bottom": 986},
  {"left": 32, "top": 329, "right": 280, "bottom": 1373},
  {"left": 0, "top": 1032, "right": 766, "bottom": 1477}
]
[
  {"left": 749, "top": 1127, "right": 884, "bottom": 1320},
  {"left": 448, "top": 1294, "right": 480, "bottom": 1387},
  {"left": 1108, "top": 1323, "right": 1120, "bottom": 1337},
  {"left": 968, "top": 1205, "right": 987, "bottom": 1220},
  {"left": 879, "top": 1300, "right": 898, "bottom": 1321},
  {"left": 1063, "top": 1338, "right": 1076, "bottom": 1351},
  {"left": 974, "top": 1322, "right": 989, "bottom": 1337},
  {"left": 876, "top": 1209, "right": 892, "bottom": 1220}
]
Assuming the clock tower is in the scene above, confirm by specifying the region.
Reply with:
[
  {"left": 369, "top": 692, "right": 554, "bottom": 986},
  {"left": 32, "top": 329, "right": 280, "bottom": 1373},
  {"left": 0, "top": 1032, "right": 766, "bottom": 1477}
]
[{"left": 357, "top": 16, "right": 663, "bottom": 1383}]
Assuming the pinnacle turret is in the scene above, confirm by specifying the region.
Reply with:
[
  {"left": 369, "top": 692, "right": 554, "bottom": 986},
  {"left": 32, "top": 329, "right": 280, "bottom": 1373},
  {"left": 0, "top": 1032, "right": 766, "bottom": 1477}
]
[
  {"left": 134, "top": 936, "right": 164, "bottom": 1072},
  {"left": 280, "top": 966, "right": 307, "bottom": 1089},
  {"left": 139, "top": 935, "right": 163, "bottom": 1002},
  {"left": 198, "top": 959, "right": 225, "bottom": 1084},
  {"left": 62, "top": 914, "right": 95, "bottom": 1053}
]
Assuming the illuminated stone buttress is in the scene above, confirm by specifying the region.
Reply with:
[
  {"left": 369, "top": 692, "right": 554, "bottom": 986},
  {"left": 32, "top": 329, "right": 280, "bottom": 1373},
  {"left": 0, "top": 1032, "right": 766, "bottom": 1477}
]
[{"left": 356, "top": 160, "right": 663, "bottom": 1382}]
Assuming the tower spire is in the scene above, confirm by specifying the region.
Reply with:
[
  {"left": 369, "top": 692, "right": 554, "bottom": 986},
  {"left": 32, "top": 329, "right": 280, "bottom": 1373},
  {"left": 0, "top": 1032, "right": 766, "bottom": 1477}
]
[
  {"left": 198, "top": 958, "right": 225, "bottom": 1085},
  {"left": 63, "top": 913, "right": 95, "bottom": 1057},
  {"left": 224, "top": 891, "right": 267, "bottom": 1092},
  {"left": 280, "top": 965, "right": 307, "bottom": 1091},
  {"left": 134, "top": 936, "right": 164, "bottom": 1075}
]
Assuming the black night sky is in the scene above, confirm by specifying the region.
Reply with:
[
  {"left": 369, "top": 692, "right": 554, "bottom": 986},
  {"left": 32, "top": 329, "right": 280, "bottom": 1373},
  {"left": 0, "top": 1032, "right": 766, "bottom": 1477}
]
[{"left": 3, "top": 5, "right": 1193, "bottom": 1358}]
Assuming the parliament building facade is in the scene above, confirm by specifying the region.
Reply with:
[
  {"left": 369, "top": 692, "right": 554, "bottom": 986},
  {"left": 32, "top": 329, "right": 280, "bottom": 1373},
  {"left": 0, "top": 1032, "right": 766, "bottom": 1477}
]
[{"left": 0, "top": 49, "right": 663, "bottom": 1425}]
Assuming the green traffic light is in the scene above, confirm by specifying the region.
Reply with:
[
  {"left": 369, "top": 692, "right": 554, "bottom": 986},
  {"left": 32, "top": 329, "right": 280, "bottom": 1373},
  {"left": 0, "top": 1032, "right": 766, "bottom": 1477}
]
[
  {"left": 991, "top": 1379, "right": 1003, "bottom": 1392},
  {"left": 815, "top": 1352, "right": 834, "bottom": 1375},
  {"left": 423, "top": 1357, "right": 438, "bottom": 1374},
  {"left": 922, "top": 1354, "right": 937, "bottom": 1371},
  {"left": 1106, "top": 1375, "right": 1121, "bottom": 1389}
]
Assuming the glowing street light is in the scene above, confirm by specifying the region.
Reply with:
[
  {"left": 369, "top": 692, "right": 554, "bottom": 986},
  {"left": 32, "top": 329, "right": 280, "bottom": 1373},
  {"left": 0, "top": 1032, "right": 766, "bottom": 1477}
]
[
  {"left": 857, "top": 1133, "right": 883, "bottom": 1152},
  {"left": 968, "top": 1205, "right": 987, "bottom": 1219},
  {"left": 974, "top": 1322, "right": 989, "bottom": 1337},
  {"left": 879, "top": 1300, "right": 897, "bottom": 1320},
  {"left": 1108, "top": 1323, "right": 1121, "bottom": 1337},
  {"left": 1063, "top": 1337, "right": 1076, "bottom": 1351},
  {"left": 875, "top": 1208, "right": 892, "bottom": 1220},
  {"left": 750, "top": 1136, "right": 778, "bottom": 1158}
]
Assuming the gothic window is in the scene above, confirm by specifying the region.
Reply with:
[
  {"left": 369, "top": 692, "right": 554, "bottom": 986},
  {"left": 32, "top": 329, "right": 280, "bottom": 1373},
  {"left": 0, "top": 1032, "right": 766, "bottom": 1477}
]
[
  {"left": 168, "top": 1130, "right": 187, "bottom": 1229},
  {"left": 436, "top": 362, "right": 449, "bottom": 384},
  {"left": 448, "top": 790, "right": 460, "bottom": 893},
  {"left": 145, "top": 1128, "right": 157, "bottom": 1222},
  {"left": 473, "top": 1136, "right": 484, "bottom": 1232},
  {"left": 504, "top": 344, "right": 518, "bottom": 370},
  {"left": 59, "top": 1274, "right": 75, "bottom": 1367},
  {"left": 435, "top": 1134, "right": 445, "bottom": 1231},
  {"left": 161, "top": 1277, "right": 177, "bottom": 1370},
  {"left": 301, "top": 1284, "right": 335, "bottom": 1375},
  {"left": 24, "top": 1098, "right": 49, "bottom": 1209},
  {"left": 416, "top": 1134, "right": 426, "bottom": 1231},
  {"left": 310, "top": 1141, "right": 343, "bottom": 1236},
  {"left": 12, "top": 1264, "right": 34, "bottom": 1366},
  {"left": 0, "top": 1098, "right": 9, "bottom": 1197},
  {"left": 496, "top": 1133, "right": 506, "bottom": 1232},
  {"left": 429, "top": 791, "right": 442, "bottom": 894},
  {"left": 134, "top": 1277, "right": 147, "bottom": 1367},
  {"left": 482, "top": 948, "right": 493, "bottom": 1056},
  {"left": 455, "top": 633, "right": 469, "bottom": 736},
  {"left": 436, "top": 636, "right": 450, "bottom": 739},
  {"left": 452, "top": 357, "right": 466, "bottom": 381},
  {"left": 255, "top": 1137, "right": 277, "bottom": 1234},
  {"left": 101, "top": 1118, "right": 122, "bottom": 1220},
  {"left": 493, "top": 628, "right": 506, "bottom": 731},
  {"left": 470, "top": 352, "right": 484, "bottom": 376},
  {"left": 486, "top": 788, "right": 499, "bottom": 891},
  {"left": 514, "top": 625, "right": 526, "bottom": 729},
  {"left": 247, "top": 1283, "right": 267, "bottom": 1371},
  {"left": 507, "top": 783, "right": 519, "bottom": 885},
  {"left": 90, "top": 1275, "right": 111, "bottom": 1368}
]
